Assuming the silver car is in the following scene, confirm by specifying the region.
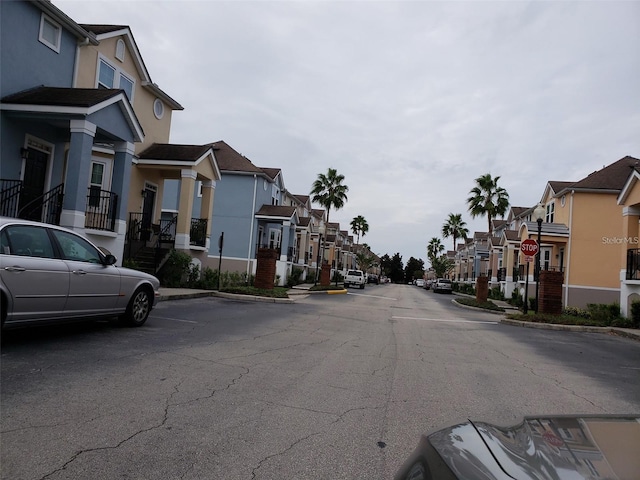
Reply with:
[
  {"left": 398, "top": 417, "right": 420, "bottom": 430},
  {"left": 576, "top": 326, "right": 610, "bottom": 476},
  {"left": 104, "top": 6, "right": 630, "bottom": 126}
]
[{"left": 0, "top": 217, "right": 160, "bottom": 329}]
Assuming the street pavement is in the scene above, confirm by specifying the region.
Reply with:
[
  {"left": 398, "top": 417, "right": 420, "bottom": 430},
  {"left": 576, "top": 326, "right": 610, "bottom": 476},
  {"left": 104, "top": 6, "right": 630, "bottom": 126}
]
[{"left": 158, "top": 284, "right": 640, "bottom": 341}]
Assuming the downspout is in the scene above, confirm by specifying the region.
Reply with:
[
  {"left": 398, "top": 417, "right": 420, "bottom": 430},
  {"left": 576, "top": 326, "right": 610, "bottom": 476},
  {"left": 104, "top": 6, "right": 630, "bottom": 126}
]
[
  {"left": 246, "top": 174, "right": 258, "bottom": 279},
  {"left": 73, "top": 37, "right": 90, "bottom": 87},
  {"left": 564, "top": 190, "right": 574, "bottom": 306}
]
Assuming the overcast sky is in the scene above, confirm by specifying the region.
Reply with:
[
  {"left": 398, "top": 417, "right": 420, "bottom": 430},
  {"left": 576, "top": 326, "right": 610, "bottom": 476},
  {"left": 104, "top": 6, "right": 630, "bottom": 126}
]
[{"left": 56, "top": 0, "right": 640, "bottom": 263}]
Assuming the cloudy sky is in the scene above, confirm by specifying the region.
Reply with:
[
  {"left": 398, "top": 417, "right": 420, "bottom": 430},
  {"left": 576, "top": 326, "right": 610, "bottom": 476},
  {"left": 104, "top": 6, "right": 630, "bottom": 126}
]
[{"left": 56, "top": 0, "right": 640, "bottom": 263}]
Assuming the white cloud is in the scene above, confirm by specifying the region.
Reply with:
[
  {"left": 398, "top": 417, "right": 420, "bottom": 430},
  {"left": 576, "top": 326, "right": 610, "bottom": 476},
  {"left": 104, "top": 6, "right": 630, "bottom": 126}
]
[{"left": 56, "top": 0, "right": 640, "bottom": 262}]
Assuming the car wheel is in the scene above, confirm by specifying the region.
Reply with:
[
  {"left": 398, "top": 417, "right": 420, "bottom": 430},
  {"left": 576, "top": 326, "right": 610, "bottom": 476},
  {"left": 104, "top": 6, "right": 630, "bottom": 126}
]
[
  {"left": 360, "top": 283, "right": 365, "bottom": 289},
  {"left": 122, "top": 286, "right": 152, "bottom": 327}
]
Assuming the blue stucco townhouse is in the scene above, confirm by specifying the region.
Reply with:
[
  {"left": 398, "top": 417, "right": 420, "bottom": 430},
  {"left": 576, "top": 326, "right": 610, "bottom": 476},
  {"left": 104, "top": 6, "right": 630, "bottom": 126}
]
[
  {"left": 1, "top": 0, "right": 143, "bottom": 261},
  {"left": 162, "top": 140, "right": 298, "bottom": 285}
]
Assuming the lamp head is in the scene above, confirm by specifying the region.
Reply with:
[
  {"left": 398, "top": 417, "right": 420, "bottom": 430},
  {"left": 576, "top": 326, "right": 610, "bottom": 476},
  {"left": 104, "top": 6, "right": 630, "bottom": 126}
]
[{"left": 533, "top": 203, "right": 546, "bottom": 223}]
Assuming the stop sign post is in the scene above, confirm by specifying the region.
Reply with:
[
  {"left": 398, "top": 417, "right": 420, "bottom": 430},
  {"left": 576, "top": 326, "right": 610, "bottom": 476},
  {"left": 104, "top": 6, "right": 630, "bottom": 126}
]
[{"left": 521, "top": 238, "right": 539, "bottom": 262}]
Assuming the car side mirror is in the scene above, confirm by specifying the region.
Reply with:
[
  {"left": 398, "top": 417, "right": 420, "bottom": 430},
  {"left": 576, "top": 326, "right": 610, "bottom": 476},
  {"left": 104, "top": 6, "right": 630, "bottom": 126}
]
[{"left": 104, "top": 254, "right": 117, "bottom": 265}]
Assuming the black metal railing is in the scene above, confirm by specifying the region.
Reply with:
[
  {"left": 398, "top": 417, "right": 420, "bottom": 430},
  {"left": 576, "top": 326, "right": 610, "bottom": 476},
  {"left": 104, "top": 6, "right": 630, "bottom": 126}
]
[
  {"left": 16, "top": 183, "right": 64, "bottom": 225},
  {"left": 627, "top": 249, "right": 640, "bottom": 280},
  {"left": 488, "top": 269, "right": 493, "bottom": 279},
  {"left": 190, "top": 218, "right": 207, "bottom": 247},
  {"left": 85, "top": 188, "right": 117, "bottom": 231},
  {"left": 512, "top": 267, "right": 519, "bottom": 282},
  {"left": 0, "top": 179, "right": 23, "bottom": 217}
]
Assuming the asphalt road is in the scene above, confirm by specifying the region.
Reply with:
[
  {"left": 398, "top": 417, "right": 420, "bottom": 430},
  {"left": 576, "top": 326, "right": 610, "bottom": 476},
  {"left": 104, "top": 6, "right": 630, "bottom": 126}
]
[{"left": 2, "top": 284, "right": 639, "bottom": 480}]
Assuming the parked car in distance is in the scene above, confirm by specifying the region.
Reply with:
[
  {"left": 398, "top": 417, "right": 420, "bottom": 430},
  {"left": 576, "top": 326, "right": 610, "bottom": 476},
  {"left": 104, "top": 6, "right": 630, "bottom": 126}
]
[
  {"left": 344, "top": 269, "right": 365, "bottom": 289},
  {"left": 367, "top": 274, "right": 379, "bottom": 284},
  {"left": 424, "top": 279, "right": 433, "bottom": 290},
  {"left": 394, "top": 414, "right": 640, "bottom": 480},
  {"left": 432, "top": 278, "right": 452, "bottom": 293},
  {"left": 415, "top": 279, "right": 425, "bottom": 287},
  {"left": 0, "top": 217, "right": 160, "bottom": 329}
]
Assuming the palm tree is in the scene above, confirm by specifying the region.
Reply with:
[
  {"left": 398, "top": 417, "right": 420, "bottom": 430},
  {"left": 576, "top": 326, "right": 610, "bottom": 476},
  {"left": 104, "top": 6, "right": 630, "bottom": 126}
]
[
  {"left": 466, "top": 173, "right": 510, "bottom": 235},
  {"left": 310, "top": 168, "right": 349, "bottom": 224},
  {"left": 427, "top": 237, "right": 444, "bottom": 264},
  {"left": 350, "top": 215, "right": 369, "bottom": 245},
  {"left": 442, "top": 213, "right": 469, "bottom": 251}
]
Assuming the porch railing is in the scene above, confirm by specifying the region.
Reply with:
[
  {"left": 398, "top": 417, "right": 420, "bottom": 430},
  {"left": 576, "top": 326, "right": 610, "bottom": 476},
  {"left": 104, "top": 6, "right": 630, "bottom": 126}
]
[
  {"left": 85, "top": 187, "right": 117, "bottom": 231},
  {"left": 16, "top": 183, "right": 64, "bottom": 225},
  {"left": 627, "top": 249, "right": 640, "bottom": 280},
  {"left": 190, "top": 218, "right": 208, "bottom": 247},
  {"left": 0, "top": 179, "right": 23, "bottom": 217}
]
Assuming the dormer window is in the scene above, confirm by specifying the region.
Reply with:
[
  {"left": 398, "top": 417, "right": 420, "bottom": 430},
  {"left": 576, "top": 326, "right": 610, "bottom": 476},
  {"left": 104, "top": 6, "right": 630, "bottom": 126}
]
[
  {"left": 115, "top": 39, "right": 125, "bottom": 62},
  {"left": 39, "top": 14, "right": 61, "bottom": 53}
]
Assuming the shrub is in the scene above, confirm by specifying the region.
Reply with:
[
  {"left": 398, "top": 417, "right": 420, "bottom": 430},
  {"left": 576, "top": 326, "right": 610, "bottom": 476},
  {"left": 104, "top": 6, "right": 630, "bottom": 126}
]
[
  {"left": 331, "top": 271, "right": 344, "bottom": 283},
  {"left": 529, "top": 297, "right": 536, "bottom": 312},
  {"left": 452, "top": 282, "right": 460, "bottom": 292},
  {"left": 159, "top": 250, "right": 192, "bottom": 287},
  {"left": 586, "top": 303, "right": 620, "bottom": 326},
  {"left": 287, "top": 267, "right": 304, "bottom": 287},
  {"left": 563, "top": 306, "right": 591, "bottom": 319},
  {"left": 489, "top": 286, "right": 505, "bottom": 301},
  {"left": 122, "top": 258, "right": 141, "bottom": 270}
]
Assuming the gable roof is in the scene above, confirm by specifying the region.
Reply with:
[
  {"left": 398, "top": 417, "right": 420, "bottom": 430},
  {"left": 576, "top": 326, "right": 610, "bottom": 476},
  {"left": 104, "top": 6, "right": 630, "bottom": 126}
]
[
  {"left": 549, "top": 156, "right": 640, "bottom": 197},
  {"left": 1, "top": 86, "right": 144, "bottom": 142},
  {"left": 294, "top": 194, "right": 310, "bottom": 204},
  {"left": 255, "top": 205, "right": 297, "bottom": 221},
  {"left": 209, "top": 141, "right": 265, "bottom": 175},
  {"left": 79, "top": 24, "right": 183, "bottom": 110},
  {"left": 261, "top": 167, "right": 281, "bottom": 181},
  {"left": 137, "top": 143, "right": 221, "bottom": 180}
]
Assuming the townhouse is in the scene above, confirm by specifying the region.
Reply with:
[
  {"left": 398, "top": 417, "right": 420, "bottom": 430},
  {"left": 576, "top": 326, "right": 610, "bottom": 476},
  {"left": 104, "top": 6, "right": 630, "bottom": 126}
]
[
  {"left": 1, "top": 1, "right": 146, "bottom": 261},
  {"left": 0, "top": 1, "right": 219, "bottom": 268}
]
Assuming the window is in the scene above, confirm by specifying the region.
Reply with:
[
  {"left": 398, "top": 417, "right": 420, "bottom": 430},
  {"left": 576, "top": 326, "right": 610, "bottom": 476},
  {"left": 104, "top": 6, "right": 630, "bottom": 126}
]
[
  {"left": 39, "top": 14, "right": 61, "bottom": 52},
  {"left": 115, "top": 39, "right": 125, "bottom": 62},
  {"left": 272, "top": 185, "right": 280, "bottom": 205},
  {"left": 97, "top": 57, "right": 135, "bottom": 101},
  {"left": 89, "top": 162, "right": 105, "bottom": 208},
  {"left": 1, "top": 226, "right": 55, "bottom": 258},
  {"left": 268, "top": 229, "right": 281, "bottom": 250},
  {"left": 51, "top": 230, "right": 102, "bottom": 263},
  {"left": 153, "top": 99, "right": 164, "bottom": 119},
  {"left": 546, "top": 202, "right": 555, "bottom": 223}
]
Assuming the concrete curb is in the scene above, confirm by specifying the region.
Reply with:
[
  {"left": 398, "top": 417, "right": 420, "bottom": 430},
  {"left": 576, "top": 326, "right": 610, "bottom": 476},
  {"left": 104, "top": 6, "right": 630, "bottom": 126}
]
[
  {"left": 327, "top": 289, "right": 348, "bottom": 295},
  {"left": 500, "top": 319, "right": 640, "bottom": 340},
  {"left": 451, "top": 298, "right": 508, "bottom": 315},
  {"left": 159, "top": 290, "right": 293, "bottom": 304}
]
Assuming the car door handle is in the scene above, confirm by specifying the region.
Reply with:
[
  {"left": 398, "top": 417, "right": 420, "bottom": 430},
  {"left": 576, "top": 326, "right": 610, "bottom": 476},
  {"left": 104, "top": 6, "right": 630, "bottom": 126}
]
[
  {"left": 72, "top": 270, "right": 87, "bottom": 275},
  {"left": 4, "top": 266, "right": 26, "bottom": 272}
]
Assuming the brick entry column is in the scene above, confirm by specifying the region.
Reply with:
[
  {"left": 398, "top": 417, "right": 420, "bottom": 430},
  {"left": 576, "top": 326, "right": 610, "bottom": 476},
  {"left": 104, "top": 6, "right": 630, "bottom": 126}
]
[
  {"left": 255, "top": 248, "right": 278, "bottom": 289},
  {"left": 476, "top": 276, "right": 489, "bottom": 303},
  {"left": 320, "top": 263, "right": 331, "bottom": 286},
  {"left": 539, "top": 270, "right": 563, "bottom": 314}
]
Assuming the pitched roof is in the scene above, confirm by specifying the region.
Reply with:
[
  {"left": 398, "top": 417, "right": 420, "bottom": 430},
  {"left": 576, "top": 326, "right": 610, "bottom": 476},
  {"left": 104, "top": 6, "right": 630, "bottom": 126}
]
[
  {"left": 297, "top": 217, "right": 311, "bottom": 227},
  {"left": 510, "top": 207, "right": 530, "bottom": 218},
  {"left": 505, "top": 230, "right": 520, "bottom": 242},
  {"left": 2, "top": 86, "right": 123, "bottom": 106},
  {"left": 261, "top": 167, "right": 281, "bottom": 180},
  {"left": 79, "top": 24, "right": 183, "bottom": 110},
  {"left": 255, "top": 205, "right": 296, "bottom": 219},
  {"left": 548, "top": 181, "right": 575, "bottom": 194},
  {"left": 294, "top": 194, "right": 310, "bottom": 204},
  {"left": 138, "top": 144, "right": 213, "bottom": 161},
  {"left": 569, "top": 156, "right": 640, "bottom": 191},
  {"left": 209, "top": 141, "right": 264, "bottom": 174}
]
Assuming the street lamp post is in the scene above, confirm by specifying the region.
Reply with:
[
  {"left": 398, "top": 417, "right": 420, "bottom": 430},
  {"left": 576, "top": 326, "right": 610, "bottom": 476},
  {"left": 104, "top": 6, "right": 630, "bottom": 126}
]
[{"left": 533, "top": 204, "right": 546, "bottom": 314}]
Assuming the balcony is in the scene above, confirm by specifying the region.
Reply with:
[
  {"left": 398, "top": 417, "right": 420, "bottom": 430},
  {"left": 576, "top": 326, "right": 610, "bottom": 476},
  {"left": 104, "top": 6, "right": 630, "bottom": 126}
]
[
  {"left": 85, "top": 187, "right": 118, "bottom": 231},
  {"left": 627, "top": 249, "right": 640, "bottom": 280},
  {"left": 190, "top": 218, "right": 208, "bottom": 247}
]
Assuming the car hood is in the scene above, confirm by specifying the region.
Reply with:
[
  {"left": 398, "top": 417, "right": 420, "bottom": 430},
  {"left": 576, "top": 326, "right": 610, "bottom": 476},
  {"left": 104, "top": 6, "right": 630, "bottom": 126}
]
[{"left": 425, "top": 415, "right": 640, "bottom": 480}]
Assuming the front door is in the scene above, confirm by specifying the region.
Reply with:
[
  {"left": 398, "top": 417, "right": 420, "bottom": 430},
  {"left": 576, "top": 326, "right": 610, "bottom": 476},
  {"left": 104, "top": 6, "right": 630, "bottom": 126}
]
[
  {"left": 141, "top": 187, "right": 156, "bottom": 241},
  {"left": 19, "top": 148, "right": 48, "bottom": 221}
]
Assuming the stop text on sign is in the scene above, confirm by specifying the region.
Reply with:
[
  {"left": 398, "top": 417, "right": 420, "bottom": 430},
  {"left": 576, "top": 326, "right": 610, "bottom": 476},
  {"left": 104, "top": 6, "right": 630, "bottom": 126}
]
[{"left": 521, "top": 239, "right": 539, "bottom": 255}]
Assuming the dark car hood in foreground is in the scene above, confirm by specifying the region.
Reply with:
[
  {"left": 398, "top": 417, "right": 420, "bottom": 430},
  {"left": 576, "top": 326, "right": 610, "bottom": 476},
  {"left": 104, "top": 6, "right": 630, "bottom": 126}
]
[{"left": 395, "top": 415, "right": 640, "bottom": 480}]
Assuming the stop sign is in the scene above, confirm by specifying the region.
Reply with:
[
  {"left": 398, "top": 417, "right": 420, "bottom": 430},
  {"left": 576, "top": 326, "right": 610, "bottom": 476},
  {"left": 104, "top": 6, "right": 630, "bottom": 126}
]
[{"left": 521, "top": 238, "right": 539, "bottom": 256}]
